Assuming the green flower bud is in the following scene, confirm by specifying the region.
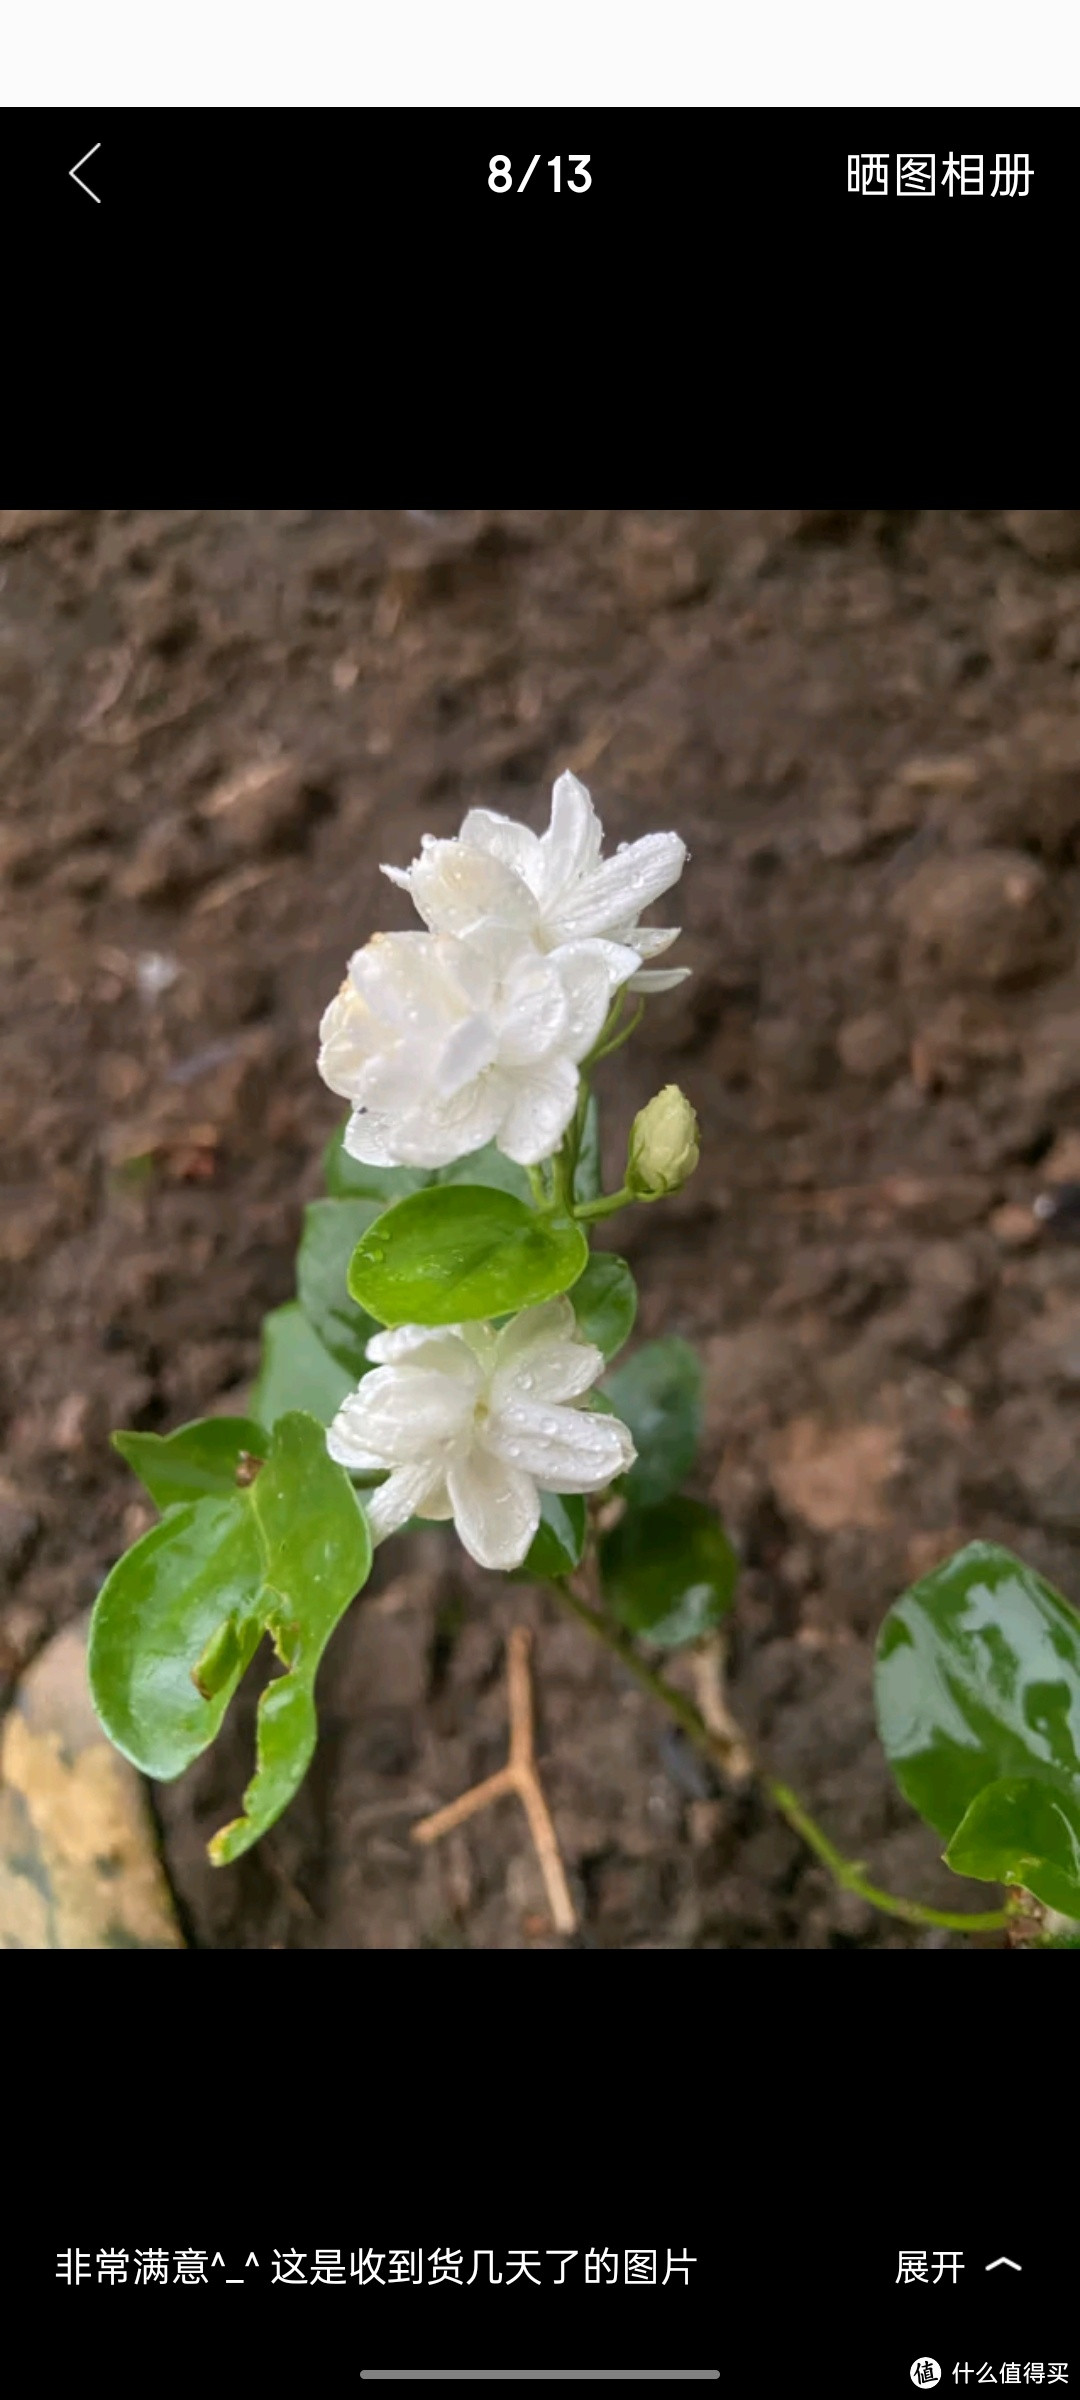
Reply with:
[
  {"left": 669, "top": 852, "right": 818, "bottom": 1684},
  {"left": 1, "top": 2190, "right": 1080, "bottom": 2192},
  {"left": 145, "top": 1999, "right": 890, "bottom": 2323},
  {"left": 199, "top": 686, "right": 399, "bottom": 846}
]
[{"left": 626, "top": 1085, "right": 700, "bottom": 1197}]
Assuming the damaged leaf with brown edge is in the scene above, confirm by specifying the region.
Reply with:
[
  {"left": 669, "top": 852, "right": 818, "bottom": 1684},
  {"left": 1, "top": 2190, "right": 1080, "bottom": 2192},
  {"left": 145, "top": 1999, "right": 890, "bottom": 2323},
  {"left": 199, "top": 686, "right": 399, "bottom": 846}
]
[
  {"left": 207, "top": 1410, "right": 372, "bottom": 1864},
  {"left": 112, "top": 1415, "right": 270, "bottom": 1509}
]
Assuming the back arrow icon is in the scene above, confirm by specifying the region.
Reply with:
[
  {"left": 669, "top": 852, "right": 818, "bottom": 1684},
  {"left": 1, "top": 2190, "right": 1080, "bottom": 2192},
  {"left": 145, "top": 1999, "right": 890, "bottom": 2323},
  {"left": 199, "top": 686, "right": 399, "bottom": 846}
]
[
  {"left": 69, "top": 144, "right": 101, "bottom": 203},
  {"left": 986, "top": 2258, "right": 1021, "bottom": 2272}
]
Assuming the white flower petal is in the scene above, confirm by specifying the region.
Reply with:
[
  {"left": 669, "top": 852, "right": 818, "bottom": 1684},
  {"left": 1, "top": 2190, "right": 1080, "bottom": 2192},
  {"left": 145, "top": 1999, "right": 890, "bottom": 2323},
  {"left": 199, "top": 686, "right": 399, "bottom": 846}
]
[
  {"left": 350, "top": 1069, "right": 506, "bottom": 1167},
  {"left": 621, "top": 925, "right": 681, "bottom": 960},
  {"left": 494, "top": 1055, "right": 579, "bottom": 1164},
  {"left": 414, "top": 1476, "right": 454, "bottom": 1521},
  {"left": 365, "top": 1460, "right": 450, "bottom": 1544},
  {"left": 325, "top": 1395, "right": 393, "bottom": 1473},
  {"left": 438, "top": 1013, "right": 500, "bottom": 1095},
  {"left": 484, "top": 1397, "right": 636, "bottom": 1491},
  {"left": 339, "top": 1362, "right": 477, "bottom": 1463},
  {"left": 404, "top": 841, "right": 539, "bottom": 940},
  {"left": 317, "top": 984, "right": 381, "bottom": 1100},
  {"left": 446, "top": 1446, "right": 541, "bottom": 1569},
  {"left": 455, "top": 1321, "right": 501, "bottom": 1376},
  {"left": 343, "top": 1108, "right": 411, "bottom": 1166},
  {"left": 493, "top": 954, "right": 570, "bottom": 1066},
  {"left": 492, "top": 1297, "right": 577, "bottom": 1362},
  {"left": 549, "top": 831, "right": 688, "bottom": 941},
  {"left": 413, "top": 1074, "right": 508, "bottom": 1162},
  {"left": 348, "top": 930, "right": 474, "bottom": 1031},
  {"left": 365, "top": 1325, "right": 477, "bottom": 1367},
  {"left": 626, "top": 965, "right": 693, "bottom": 993},
  {"left": 492, "top": 1333, "right": 604, "bottom": 1408},
  {"left": 550, "top": 945, "right": 625, "bottom": 1057},
  {"left": 534, "top": 770, "right": 604, "bottom": 905},
  {"left": 459, "top": 808, "right": 543, "bottom": 887}
]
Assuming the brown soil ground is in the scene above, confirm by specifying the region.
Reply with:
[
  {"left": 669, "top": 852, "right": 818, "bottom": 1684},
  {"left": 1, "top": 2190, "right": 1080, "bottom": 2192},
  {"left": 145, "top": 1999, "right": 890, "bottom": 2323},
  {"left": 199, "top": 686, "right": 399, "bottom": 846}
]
[{"left": 5, "top": 506, "right": 1080, "bottom": 1949}]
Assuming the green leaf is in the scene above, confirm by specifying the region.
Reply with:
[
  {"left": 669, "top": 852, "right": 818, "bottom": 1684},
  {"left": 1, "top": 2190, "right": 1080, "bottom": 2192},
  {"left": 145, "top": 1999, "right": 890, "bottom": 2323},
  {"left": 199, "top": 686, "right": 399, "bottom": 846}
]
[
  {"left": 944, "top": 1775, "right": 1080, "bottom": 1919},
  {"left": 603, "top": 1337, "right": 704, "bottom": 1507},
  {"left": 323, "top": 1119, "right": 432, "bottom": 1204},
  {"left": 875, "top": 1540, "right": 1080, "bottom": 1849},
  {"left": 91, "top": 1413, "right": 372, "bottom": 1862},
  {"left": 88, "top": 1498, "right": 266, "bottom": 1778},
  {"left": 112, "top": 1416, "right": 269, "bottom": 1509},
  {"left": 250, "top": 1302, "right": 356, "bottom": 1429},
  {"left": 296, "top": 1198, "right": 383, "bottom": 1374},
  {"left": 435, "top": 1142, "right": 534, "bottom": 1204},
  {"left": 208, "top": 1413, "right": 372, "bottom": 1863},
  {"left": 348, "top": 1185, "right": 589, "bottom": 1327},
  {"left": 600, "top": 1496, "right": 738, "bottom": 1648},
  {"left": 514, "top": 1491, "right": 587, "bottom": 1581},
  {"left": 572, "top": 1094, "right": 602, "bottom": 1205},
  {"left": 571, "top": 1254, "right": 637, "bottom": 1362}
]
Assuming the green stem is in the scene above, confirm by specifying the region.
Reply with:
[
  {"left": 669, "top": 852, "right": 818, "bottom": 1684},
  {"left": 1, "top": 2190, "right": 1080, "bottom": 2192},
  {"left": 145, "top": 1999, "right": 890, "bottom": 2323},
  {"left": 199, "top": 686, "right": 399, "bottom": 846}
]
[
  {"left": 589, "top": 999, "right": 645, "bottom": 1062},
  {"left": 526, "top": 1164, "right": 548, "bottom": 1210},
  {"left": 574, "top": 1183, "right": 637, "bottom": 1222},
  {"left": 552, "top": 1576, "right": 740, "bottom": 1766},
  {"left": 580, "top": 990, "right": 627, "bottom": 1068},
  {"left": 764, "top": 1780, "right": 1011, "bottom": 1934},
  {"left": 547, "top": 1579, "right": 1012, "bottom": 1937}
]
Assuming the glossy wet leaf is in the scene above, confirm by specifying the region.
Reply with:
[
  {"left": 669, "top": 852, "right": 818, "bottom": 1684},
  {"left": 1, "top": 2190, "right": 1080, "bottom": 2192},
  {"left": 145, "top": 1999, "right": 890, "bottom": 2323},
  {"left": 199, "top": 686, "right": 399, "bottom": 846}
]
[
  {"left": 296, "top": 1198, "right": 383, "bottom": 1374},
  {"left": 250, "top": 1301, "right": 356, "bottom": 1429},
  {"left": 323, "top": 1120, "right": 432, "bottom": 1204},
  {"left": 571, "top": 1254, "right": 637, "bottom": 1362},
  {"left": 603, "top": 1337, "right": 703, "bottom": 1508},
  {"left": 875, "top": 1540, "right": 1080, "bottom": 1844},
  {"left": 112, "top": 1416, "right": 269, "bottom": 1509},
  {"left": 944, "top": 1774, "right": 1080, "bottom": 1919},
  {"left": 88, "top": 1498, "right": 266, "bottom": 1779},
  {"left": 572, "top": 1094, "right": 602, "bottom": 1205},
  {"left": 348, "top": 1185, "right": 588, "bottom": 1327},
  {"left": 207, "top": 1413, "right": 372, "bottom": 1863},
  {"left": 435, "top": 1142, "right": 534, "bottom": 1205},
  {"left": 514, "top": 1490, "right": 587, "bottom": 1581},
  {"left": 600, "top": 1496, "right": 738, "bottom": 1647}
]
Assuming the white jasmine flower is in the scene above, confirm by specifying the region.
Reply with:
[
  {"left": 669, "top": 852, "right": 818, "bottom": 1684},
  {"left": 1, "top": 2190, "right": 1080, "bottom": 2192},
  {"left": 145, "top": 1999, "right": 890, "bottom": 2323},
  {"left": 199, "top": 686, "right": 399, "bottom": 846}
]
[
  {"left": 326, "top": 1299, "right": 637, "bottom": 1570},
  {"left": 383, "top": 769, "right": 690, "bottom": 994},
  {"left": 318, "top": 926, "right": 617, "bottom": 1167}
]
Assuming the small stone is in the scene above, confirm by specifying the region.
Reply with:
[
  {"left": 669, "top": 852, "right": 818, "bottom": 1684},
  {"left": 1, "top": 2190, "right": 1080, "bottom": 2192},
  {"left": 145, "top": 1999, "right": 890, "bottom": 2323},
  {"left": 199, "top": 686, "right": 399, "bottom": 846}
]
[{"left": 0, "top": 1617, "right": 184, "bottom": 1948}]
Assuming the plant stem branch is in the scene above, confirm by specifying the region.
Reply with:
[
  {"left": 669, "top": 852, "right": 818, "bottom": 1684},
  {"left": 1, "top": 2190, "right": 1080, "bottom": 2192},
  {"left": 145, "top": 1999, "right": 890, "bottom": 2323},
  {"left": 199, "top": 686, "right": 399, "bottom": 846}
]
[
  {"left": 547, "top": 1579, "right": 1012, "bottom": 1937},
  {"left": 589, "top": 999, "right": 645, "bottom": 1062},
  {"left": 574, "top": 1183, "right": 637, "bottom": 1223},
  {"left": 411, "top": 1626, "right": 577, "bottom": 1936}
]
